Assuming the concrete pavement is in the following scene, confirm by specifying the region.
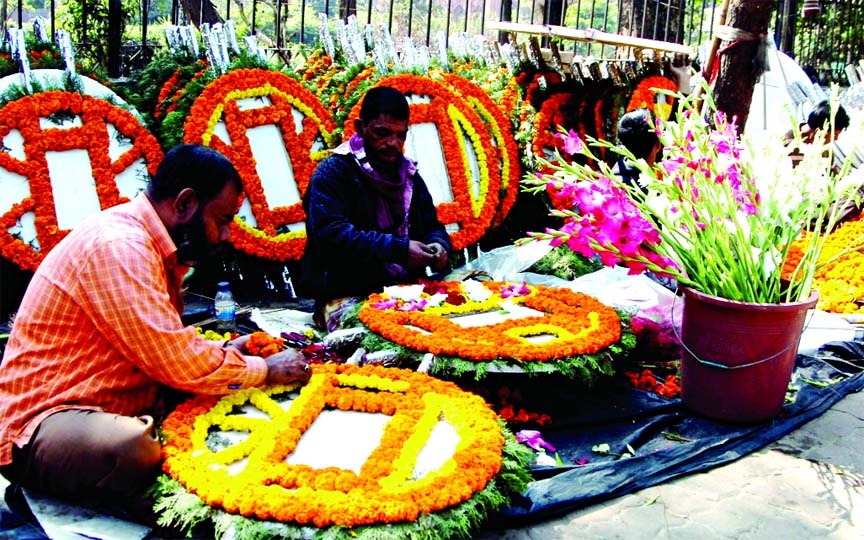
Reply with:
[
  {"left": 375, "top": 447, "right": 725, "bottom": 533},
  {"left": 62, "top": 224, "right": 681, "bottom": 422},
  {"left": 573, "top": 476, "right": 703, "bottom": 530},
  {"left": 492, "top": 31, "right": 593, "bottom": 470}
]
[{"left": 475, "top": 389, "right": 864, "bottom": 540}]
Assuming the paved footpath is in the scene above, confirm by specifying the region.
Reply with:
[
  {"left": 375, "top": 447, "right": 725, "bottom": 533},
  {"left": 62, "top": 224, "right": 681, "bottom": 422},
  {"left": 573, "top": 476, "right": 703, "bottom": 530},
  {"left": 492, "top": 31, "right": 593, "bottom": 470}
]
[
  {"left": 476, "top": 389, "right": 864, "bottom": 540},
  {"left": 1, "top": 390, "right": 861, "bottom": 539}
]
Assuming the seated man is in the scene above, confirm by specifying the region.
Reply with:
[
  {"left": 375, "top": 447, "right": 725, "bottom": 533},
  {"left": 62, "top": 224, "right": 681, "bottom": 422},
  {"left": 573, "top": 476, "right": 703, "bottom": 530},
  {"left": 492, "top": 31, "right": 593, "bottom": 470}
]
[
  {"left": 784, "top": 99, "right": 851, "bottom": 167},
  {"left": 299, "top": 86, "right": 452, "bottom": 331},
  {"left": 799, "top": 99, "right": 850, "bottom": 145},
  {"left": 612, "top": 108, "right": 661, "bottom": 189},
  {"left": 0, "top": 144, "right": 310, "bottom": 526},
  {"left": 611, "top": 60, "right": 691, "bottom": 187}
]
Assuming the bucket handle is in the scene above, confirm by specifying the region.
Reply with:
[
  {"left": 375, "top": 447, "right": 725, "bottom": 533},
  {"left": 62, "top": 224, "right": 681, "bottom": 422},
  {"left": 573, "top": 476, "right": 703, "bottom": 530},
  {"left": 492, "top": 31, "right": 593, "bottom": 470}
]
[{"left": 670, "top": 290, "right": 815, "bottom": 371}]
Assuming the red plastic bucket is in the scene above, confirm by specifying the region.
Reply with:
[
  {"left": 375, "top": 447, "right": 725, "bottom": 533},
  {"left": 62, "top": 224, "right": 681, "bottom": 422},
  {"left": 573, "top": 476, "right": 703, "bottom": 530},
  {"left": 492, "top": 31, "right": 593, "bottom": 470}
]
[{"left": 678, "top": 287, "right": 818, "bottom": 424}]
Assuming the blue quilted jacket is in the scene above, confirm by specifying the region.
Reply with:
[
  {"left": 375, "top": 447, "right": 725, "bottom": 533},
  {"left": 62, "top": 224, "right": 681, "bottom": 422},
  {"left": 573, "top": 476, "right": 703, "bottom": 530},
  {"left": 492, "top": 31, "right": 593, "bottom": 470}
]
[{"left": 297, "top": 153, "right": 452, "bottom": 304}]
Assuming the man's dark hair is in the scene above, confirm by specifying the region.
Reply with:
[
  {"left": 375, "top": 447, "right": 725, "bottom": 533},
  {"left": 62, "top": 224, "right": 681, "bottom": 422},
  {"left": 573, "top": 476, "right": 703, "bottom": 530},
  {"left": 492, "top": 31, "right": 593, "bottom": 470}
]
[
  {"left": 359, "top": 86, "right": 409, "bottom": 123},
  {"left": 807, "top": 100, "right": 850, "bottom": 132},
  {"left": 147, "top": 144, "right": 242, "bottom": 203},
  {"left": 617, "top": 108, "right": 660, "bottom": 161}
]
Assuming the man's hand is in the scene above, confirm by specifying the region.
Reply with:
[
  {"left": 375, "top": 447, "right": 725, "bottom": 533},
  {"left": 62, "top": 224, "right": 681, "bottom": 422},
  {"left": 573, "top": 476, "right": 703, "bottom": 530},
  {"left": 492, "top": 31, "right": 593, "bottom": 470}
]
[
  {"left": 669, "top": 61, "right": 692, "bottom": 94},
  {"left": 406, "top": 240, "right": 437, "bottom": 269},
  {"left": 427, "top": 242, "right": 449, "bottom": 271},
  {"left": 225, "top": 334, "right": 251, "bottom": 352},
  {"left": 264, "top": 348, "right": 311, "bottom": 385}
]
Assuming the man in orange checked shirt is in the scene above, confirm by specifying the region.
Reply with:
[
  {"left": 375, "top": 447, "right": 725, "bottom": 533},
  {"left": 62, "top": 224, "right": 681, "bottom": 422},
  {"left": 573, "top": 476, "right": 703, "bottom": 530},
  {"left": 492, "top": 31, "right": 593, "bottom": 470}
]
[{"left": 0, "top": 144, "right": 310, "bottom": 527}]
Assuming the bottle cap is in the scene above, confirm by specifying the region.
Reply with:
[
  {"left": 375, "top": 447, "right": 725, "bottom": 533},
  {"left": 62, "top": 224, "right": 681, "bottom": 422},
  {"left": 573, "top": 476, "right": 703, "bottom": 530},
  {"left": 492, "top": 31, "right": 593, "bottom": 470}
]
[{"left": 217, "top": 281, "right": 229, "bottom": 288}]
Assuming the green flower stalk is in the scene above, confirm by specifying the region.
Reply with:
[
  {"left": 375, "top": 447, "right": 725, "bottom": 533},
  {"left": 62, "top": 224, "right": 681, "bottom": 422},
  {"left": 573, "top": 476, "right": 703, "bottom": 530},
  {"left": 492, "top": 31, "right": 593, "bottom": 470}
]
[{"left": 522, "top": 84, "right": 862, "bottom": 304}]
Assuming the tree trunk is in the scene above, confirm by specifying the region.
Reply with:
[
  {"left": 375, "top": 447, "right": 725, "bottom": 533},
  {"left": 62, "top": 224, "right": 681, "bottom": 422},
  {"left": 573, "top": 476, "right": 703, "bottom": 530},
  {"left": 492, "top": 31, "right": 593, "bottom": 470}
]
[
  {"left": 713, "top": 0, "right": 777, "bottom": 133},
  {"left": 339, "top": 0, "right": 357, "bottom": 21},
  {"left": 180, "top": 0, "right": 224, "bottom": 27},
  {"left": 0, "top": 0, "right": 6, "bottom": 44}
]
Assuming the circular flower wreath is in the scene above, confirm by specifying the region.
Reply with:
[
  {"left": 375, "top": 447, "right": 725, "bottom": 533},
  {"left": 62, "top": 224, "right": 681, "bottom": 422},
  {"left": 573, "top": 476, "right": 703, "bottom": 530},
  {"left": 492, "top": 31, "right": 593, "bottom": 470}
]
[
  {"left": 184, "top": 68, "right": 337, "bottom": 261},
  {"left": 442, "top": 72, "right": 522, "bottom": 227},
  {"left": 0, "top": 91, "right": 164, "bottom": 270},
  {"left": 156, "top": 363, "right": 532, "bottom": 538},
  {"left": 343, "top": 73, "right": 501, "bottom": 251},
  {"left": 626, "top": 75, "right": 678, "bottom": 120},
  {"left": 358, "top": 280, "right": 629, "bottom": 376}
]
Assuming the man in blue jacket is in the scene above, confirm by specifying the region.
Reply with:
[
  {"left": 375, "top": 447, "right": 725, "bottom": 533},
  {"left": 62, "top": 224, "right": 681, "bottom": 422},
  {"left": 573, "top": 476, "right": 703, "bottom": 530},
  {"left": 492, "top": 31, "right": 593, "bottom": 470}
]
[{"left": 299, "top": 86, "right": 452, "bottom": 331}]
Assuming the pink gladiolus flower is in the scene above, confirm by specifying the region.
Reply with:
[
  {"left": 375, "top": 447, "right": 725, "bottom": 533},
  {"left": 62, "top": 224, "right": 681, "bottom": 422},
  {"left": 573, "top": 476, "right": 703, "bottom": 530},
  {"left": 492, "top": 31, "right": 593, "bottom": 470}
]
[
  {"left": 372, "top": 298, "right": 399, "bottom": 310},
  {"left": 516, "top": 430, "right": 556, "bottom": 453},
  {"left": 555, "top": 129, "right": 584, "bottom": 155}
]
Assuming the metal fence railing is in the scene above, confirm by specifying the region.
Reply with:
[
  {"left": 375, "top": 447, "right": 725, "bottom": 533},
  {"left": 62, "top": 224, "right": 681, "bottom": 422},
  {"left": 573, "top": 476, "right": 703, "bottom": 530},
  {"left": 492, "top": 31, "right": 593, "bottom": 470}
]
[
  {"left": 172, "top": 0, "right": 864, "bottom": 84},
  {"left": 5, "top": 0, "right": 864, "bottom": 84}
]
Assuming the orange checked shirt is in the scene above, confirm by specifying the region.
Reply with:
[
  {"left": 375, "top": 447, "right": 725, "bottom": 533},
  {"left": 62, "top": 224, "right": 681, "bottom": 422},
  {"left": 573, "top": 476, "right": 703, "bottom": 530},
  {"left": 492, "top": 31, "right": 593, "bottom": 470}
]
[{"left": 0, "top": 195, "right": 267, "bottom": 466}]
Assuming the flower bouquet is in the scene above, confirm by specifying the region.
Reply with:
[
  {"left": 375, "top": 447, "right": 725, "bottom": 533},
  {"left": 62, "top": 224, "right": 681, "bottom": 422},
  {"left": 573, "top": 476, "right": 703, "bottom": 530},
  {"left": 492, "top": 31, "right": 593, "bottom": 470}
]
[
  {"left": 522, "top": 85, "right": 863, "bottom": 422},
  {"left": 524, "top": 86, "right": 861, "bottom": 305}
]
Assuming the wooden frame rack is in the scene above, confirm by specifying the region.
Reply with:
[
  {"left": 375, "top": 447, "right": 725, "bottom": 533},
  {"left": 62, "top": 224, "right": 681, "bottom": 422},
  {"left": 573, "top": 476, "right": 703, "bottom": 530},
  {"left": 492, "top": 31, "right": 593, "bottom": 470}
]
[{"left": 486, "top": 21, "right": 694, "bottom": 57}]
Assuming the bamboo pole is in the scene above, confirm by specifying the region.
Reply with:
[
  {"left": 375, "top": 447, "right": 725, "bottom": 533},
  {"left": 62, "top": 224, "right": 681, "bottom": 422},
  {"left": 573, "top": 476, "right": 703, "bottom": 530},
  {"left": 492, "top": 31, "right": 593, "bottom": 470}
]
[
  {"left": 486, "top": 20, "right": 694, "bottom": 56},
  {"left": 693, "top": 0, "right": 732, "bottom": 104}
]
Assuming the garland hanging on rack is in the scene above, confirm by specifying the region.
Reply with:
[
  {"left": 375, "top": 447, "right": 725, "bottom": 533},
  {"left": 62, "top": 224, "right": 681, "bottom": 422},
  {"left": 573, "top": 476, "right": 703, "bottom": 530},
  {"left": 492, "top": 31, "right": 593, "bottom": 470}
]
[{"left": 626, "top": 75, "right": 678, "bottom": 120}]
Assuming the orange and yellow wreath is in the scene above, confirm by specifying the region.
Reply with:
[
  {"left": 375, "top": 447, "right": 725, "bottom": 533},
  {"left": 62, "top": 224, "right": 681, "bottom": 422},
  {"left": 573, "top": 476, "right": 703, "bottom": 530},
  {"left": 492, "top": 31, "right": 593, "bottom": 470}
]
[
  {"left": 159, "top": 364, "right": 509, "bottom": 528},
  {"left": 359, "top": 280, "right": 624, "bottom": 362},
  {"left": 184, "top": 68, "right": 337, "bottom": 261}
]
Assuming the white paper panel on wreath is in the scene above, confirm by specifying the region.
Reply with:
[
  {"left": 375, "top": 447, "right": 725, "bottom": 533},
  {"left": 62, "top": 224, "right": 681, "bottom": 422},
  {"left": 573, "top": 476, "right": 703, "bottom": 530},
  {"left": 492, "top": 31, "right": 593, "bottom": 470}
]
[
  {"left": 0, "top": 71, "right": 150, "bottom": 259},
  {"left": 247, "top": 124, "right": 301, "bottom": 209},
  {"left": 201, "top": 397, "right": 461, "bottom": 479},
  {"left": 403, "top": 91, "right": 465, "bottom": 236},
  {"left": 232, "top": 119, "right": 307, "bottom": 233},
  {"left": 404, "top": 122, "right": 453, "bottom": 204},
  {"left": 44, "top": 148, "right": 101, "bottom": 231}
]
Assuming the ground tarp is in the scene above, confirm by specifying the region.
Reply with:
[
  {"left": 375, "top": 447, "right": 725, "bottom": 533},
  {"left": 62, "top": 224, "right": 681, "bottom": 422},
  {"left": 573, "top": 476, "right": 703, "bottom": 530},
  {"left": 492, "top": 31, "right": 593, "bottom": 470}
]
[{"left": 484, "top": 343, "right": 864, "bottom": 528}]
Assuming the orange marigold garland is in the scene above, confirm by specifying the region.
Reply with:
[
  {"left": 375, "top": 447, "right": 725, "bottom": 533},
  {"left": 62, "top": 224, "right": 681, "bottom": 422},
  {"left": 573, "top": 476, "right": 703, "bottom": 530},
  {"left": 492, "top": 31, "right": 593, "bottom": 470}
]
[
  {"left": 442, "top": 73, "right": 521, "bottom": 227},
  {"left": 531, "top": 92, "right": 579, "bottom": 166},
  {"left": 782, "top": 216, "right": 864, "bottom": 314},
  {"left": 626, "top": 75, "right": 678, "bottom": 120},
  {"left": 343, "top": 74, "right": 501, "bottom": 250},
  {"left": 155, "top": 363, "right": 533, "bottom": 537},
  {"left": 0, "top": 91, "right": 164, "bottom": 270},
  {"left": 183, "top": 68, "right": 338, "bottom": 261},
  {"left": 153, "top": 67, "right": 184, "bottom": 119},
  {"left": 159, "top": 62, "right": 209, "bottom": 120},
  {"left": 358, "top": 280, "right": 634, "bottom": 379}
]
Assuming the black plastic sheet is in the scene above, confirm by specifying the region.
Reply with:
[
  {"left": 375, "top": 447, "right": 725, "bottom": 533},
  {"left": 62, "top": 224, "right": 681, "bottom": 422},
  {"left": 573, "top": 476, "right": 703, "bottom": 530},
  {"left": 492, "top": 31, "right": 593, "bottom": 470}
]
[{"left": 485, "top": 345, "right": 864, "bottom": 528}]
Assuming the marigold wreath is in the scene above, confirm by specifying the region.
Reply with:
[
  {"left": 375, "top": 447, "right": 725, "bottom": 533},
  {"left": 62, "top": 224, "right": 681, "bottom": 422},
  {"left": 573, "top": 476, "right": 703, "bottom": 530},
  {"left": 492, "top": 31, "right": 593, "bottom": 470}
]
[
  {"left": 0, "top": 91, "right": 163, "bottom": 270},
  {"left": 183, "top": 68, "right": 338, "bottom": 261},
  {"left": 154, "top": 363, "right": 534, "bottom": 539},
  {"left": 357, "top": 280, "right": 635, "bottom": 380}
]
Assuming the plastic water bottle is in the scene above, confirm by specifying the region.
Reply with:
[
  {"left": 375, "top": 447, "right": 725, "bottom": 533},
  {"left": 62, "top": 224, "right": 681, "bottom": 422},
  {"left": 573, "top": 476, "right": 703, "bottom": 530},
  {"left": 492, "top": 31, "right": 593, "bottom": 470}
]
[{"left": 213, "top": 281, "right": 236, "bottom": 334}]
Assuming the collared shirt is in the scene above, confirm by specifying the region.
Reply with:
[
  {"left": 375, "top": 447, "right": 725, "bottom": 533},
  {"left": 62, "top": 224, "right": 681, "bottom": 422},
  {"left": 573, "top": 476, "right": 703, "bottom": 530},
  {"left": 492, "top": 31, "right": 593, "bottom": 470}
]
[{"left": 0, "top": 195, "right": 267, "bottom": 465}]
